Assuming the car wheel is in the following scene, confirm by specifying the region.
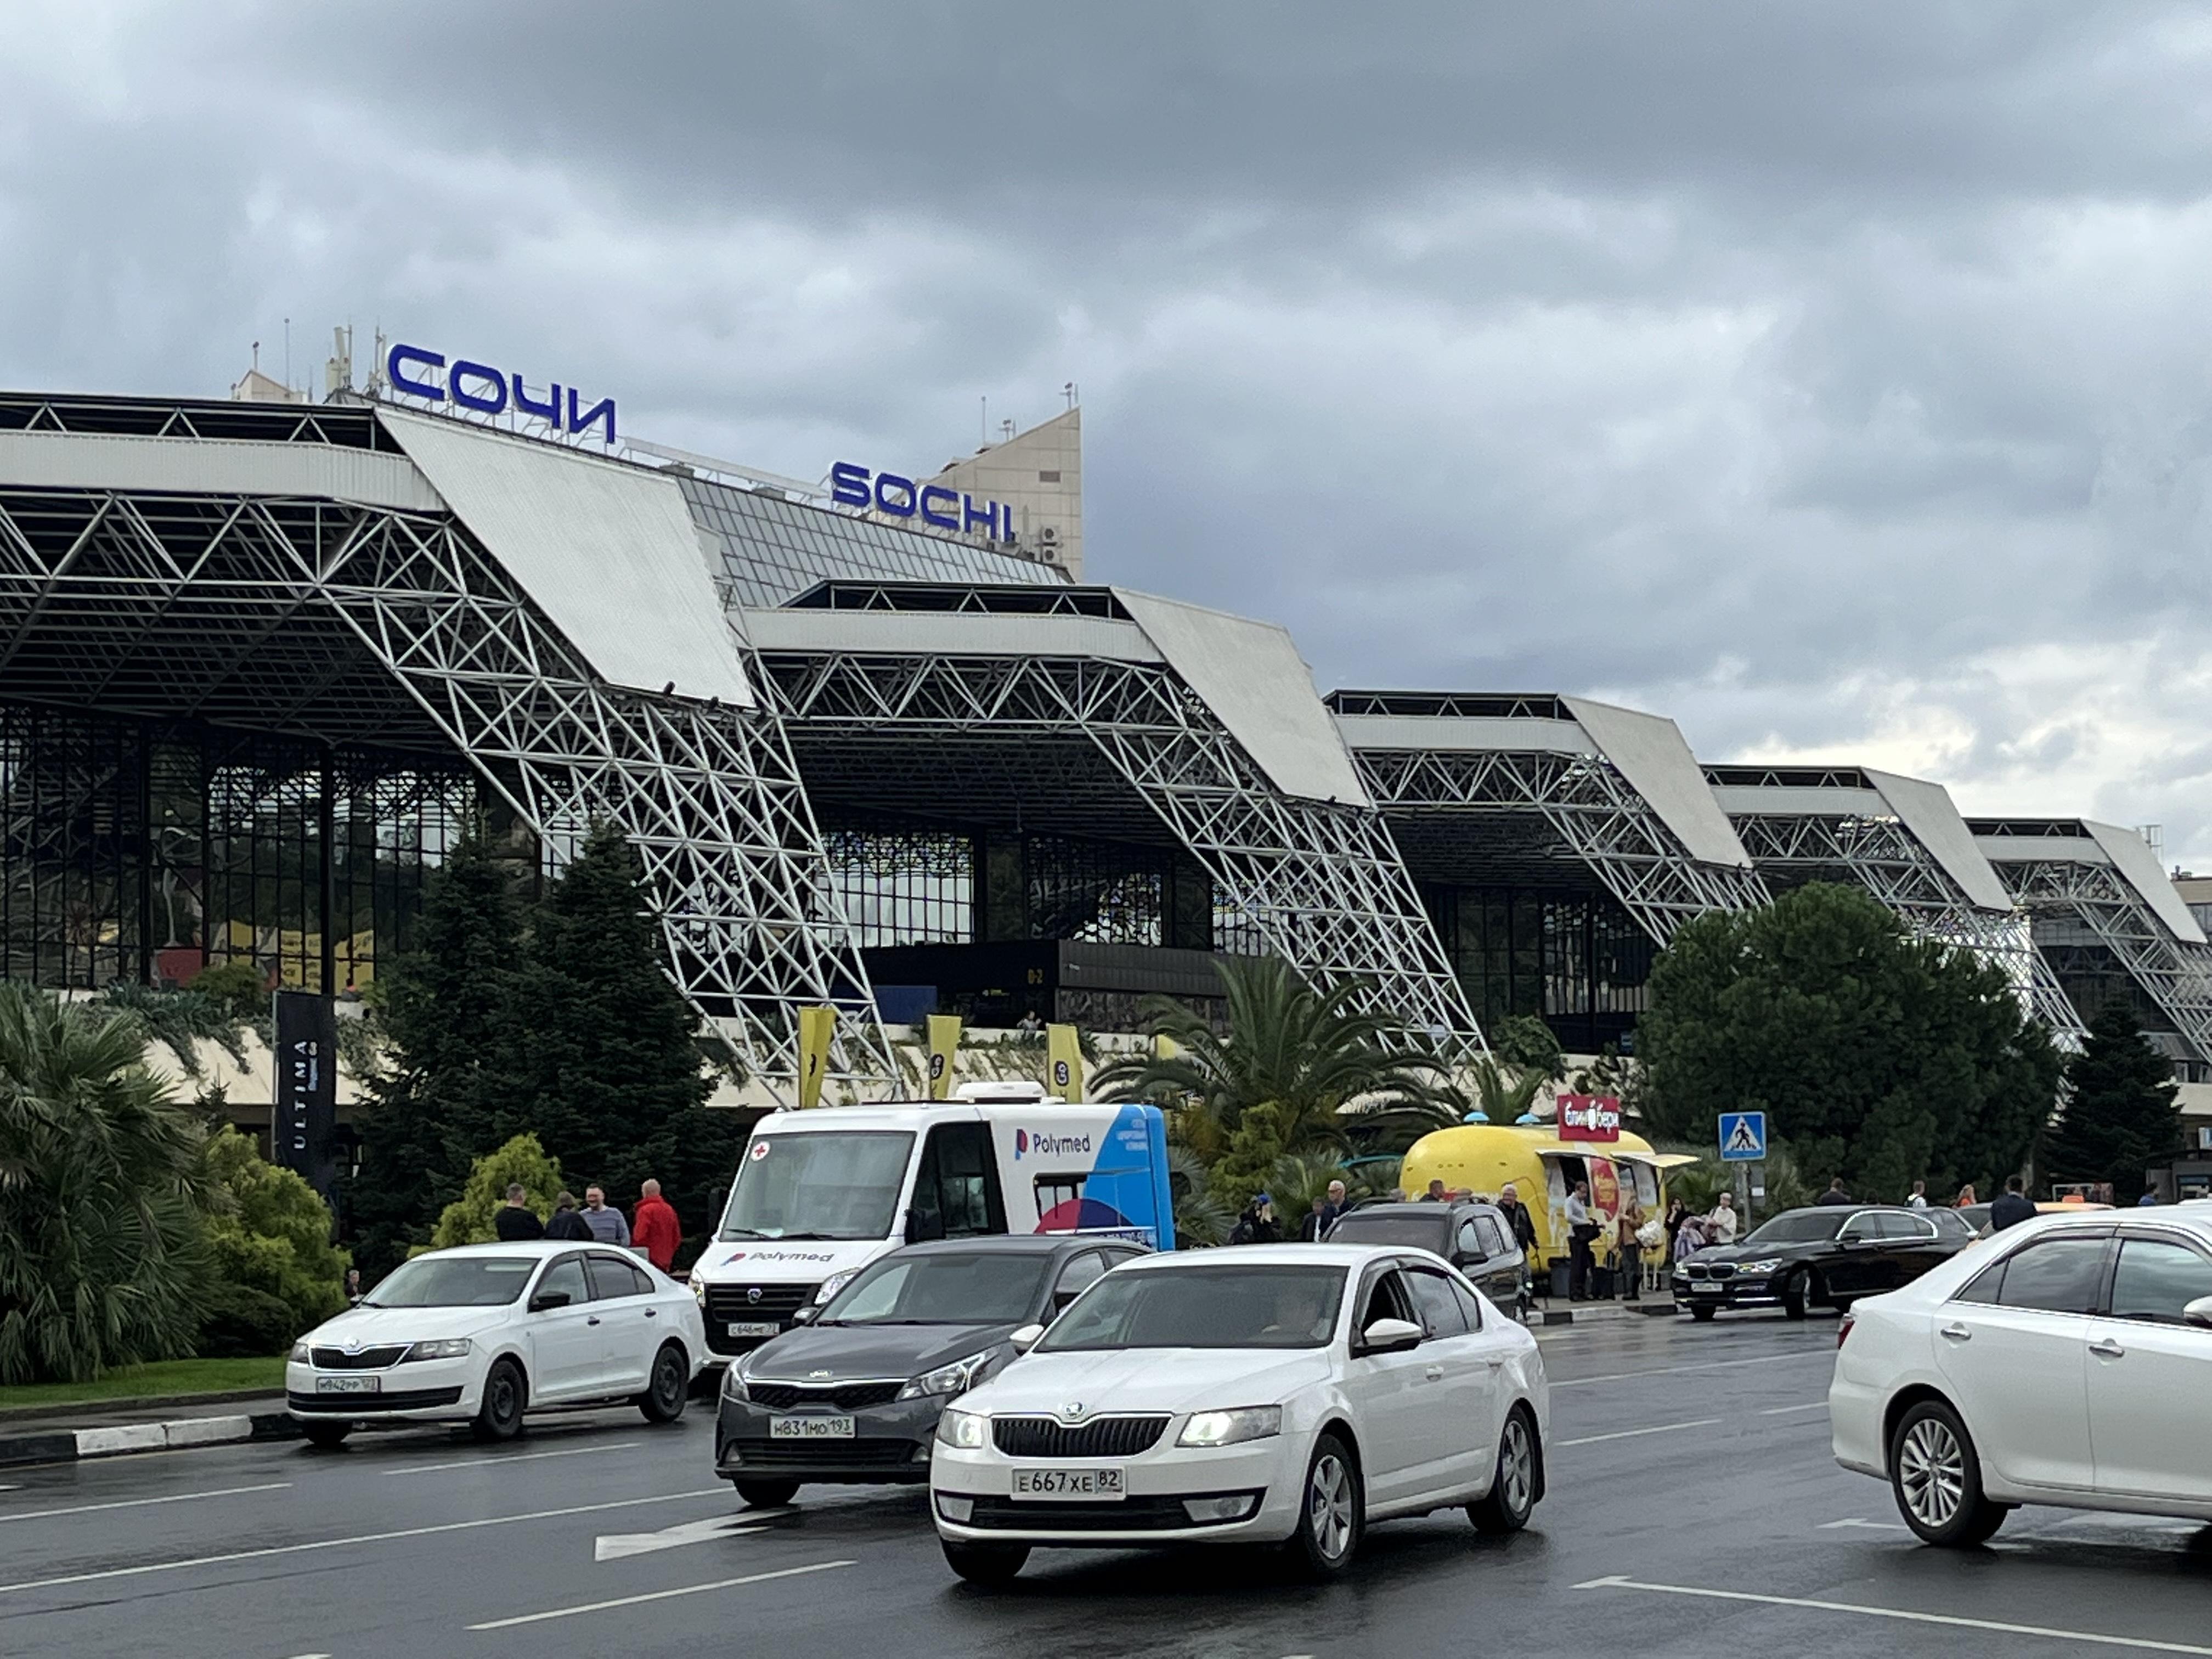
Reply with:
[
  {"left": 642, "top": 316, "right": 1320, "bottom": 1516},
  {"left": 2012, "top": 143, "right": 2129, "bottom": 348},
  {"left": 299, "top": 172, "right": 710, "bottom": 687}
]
[
  {"left": 470, "top": 1357, "right": 527, "bottom": 1443},
  {"left": 1688, "top": 1302, "right": 1718, "bottom": 1322},
  {"left": 1284, "top": 1431, "right": 1363, "bottom": 1579},
  {"left": 301, "top": 1421, "right": 352, "bottom": 1449},
  {"left": 637, "top": 1342, "right": 689, "bottom": 1424},
  {"left": 1468, "top": 1407, "right": 1538, "bottom": 1533},
  {"left": 732, "top": 1477, "right": 800, "bottom": 1509},
  {"left": 941, "top": 1539, "right": 1029, "bottom": 1585},
  {"left": 1890, "top": 1398, "right": 2007, "bottom": 1547},
  {"left": 1782, "top": 1269, "right": 1813, "bottom": 1320}
]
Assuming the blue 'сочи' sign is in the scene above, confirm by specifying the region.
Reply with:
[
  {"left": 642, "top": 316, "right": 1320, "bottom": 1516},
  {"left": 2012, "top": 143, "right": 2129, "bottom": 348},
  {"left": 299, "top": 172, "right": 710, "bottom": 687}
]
[
  {"left": 830, "top": 461, "right": 1014, "bottom": 542},
  {"left": 385, "top": 342, "right": 617, "bottom": 444}
]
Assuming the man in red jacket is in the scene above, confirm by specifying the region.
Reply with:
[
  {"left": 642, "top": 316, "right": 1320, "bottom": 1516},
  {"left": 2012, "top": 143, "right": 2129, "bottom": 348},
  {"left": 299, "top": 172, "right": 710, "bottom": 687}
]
[{"left": 631, "top": 1178, "right": 682, "bottom": 1272}]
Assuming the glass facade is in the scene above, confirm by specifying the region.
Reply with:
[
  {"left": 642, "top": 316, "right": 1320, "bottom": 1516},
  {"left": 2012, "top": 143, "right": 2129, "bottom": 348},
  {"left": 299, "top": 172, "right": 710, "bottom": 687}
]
[{"left": 1424, "top": 883, "right": 1652, "bottom": 1053}]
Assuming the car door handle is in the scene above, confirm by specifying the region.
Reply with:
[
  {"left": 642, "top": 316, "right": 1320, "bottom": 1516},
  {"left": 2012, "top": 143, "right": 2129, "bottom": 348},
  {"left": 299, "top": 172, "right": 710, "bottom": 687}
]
[
  {"left": 1938, "top": 1322, "right": 1971, "bottom": 1342},
  {"left": 1424, "top": 1364, "right": 1445, "bottom": 1381},
  {"left": 644, "top": 1308, "right": 658, "bottom": 1318},
  {"left": 2089, "top": 1338, "right": 2125, "bottom": 1359},
  {"left": 586, "top": 1316, "right": 601, "bottom": 1326}
]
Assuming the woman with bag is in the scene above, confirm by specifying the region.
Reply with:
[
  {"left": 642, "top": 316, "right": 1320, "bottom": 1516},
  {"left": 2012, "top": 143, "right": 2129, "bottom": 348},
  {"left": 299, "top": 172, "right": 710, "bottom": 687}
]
[{"left": 1615, "top": 1192, "right": 1647, "bottom": 1302}]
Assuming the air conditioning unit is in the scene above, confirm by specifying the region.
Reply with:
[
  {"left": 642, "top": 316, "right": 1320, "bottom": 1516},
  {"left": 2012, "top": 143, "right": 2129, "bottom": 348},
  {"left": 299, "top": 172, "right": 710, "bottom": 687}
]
[{"left": 1040, "top": 527, "right": 1058, "bottom": 543}]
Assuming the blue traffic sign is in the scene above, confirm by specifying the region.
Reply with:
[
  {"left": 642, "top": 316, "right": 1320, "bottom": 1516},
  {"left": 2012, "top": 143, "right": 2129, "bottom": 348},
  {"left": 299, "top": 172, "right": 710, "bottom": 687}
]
[{"left": 1719, "top": 1110, "right": 1767, "bottom": 1162}]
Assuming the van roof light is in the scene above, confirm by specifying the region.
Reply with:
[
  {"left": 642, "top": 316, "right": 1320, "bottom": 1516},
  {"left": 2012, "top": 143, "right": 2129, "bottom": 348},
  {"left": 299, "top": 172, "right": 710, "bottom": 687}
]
[{"left": 953, "top": 1081, "right": 1049, "bottom": 1102}]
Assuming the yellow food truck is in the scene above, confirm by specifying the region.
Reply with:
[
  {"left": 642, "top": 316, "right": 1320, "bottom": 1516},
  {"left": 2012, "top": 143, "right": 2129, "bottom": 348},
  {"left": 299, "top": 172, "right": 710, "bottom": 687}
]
[{"left": 1399, "top": 1124, "right": 1697, "bottom": 1295}]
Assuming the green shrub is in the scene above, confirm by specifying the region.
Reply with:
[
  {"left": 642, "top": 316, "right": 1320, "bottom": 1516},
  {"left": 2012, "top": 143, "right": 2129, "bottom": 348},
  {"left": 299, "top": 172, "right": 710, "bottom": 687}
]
[
  {"left": 430, "top": 1134, "right": 565, "bottom": 1249},
  {"left": 200, "top": 1127, "right": 349, "bottom": 1345},
  {"left": 189, "top": 960, "right": 269, "bottom": 1024},
  {"left": 195, "top": 1282, "right": 298, "bottom": 1359}
]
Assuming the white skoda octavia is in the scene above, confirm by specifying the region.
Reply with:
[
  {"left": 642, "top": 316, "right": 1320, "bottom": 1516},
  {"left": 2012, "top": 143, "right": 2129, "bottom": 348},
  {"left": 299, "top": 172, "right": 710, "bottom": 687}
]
[
  {"left": 285, "top": 1243, "right": 707, "bottom": 1448},
  {"left": 929, "top": 1243, "right": 1548, "bottom": 1583},
  {"left": 1833, "top": 1207, "right": 2212, "bottom": 1545}
]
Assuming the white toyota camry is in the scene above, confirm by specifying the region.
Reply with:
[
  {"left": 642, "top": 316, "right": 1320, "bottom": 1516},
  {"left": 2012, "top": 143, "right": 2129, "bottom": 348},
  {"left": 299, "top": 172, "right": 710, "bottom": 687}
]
[
  {"left": 286, "top": 1243, "right": 707, "bottom": 1447},
  {"left": 929, "top": 1243, "right": 1548, "bottom": 1583},
  {"left": 1833, "top": 1206, "right": 2212, "bottom": 1544}
]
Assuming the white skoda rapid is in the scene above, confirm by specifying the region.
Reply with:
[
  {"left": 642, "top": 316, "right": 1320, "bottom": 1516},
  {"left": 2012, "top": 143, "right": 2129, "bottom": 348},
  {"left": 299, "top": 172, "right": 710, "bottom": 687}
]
[
  {"left": 928, "top": 1243, "right": 1548, "bottom": 1583},
  {"left": 1833, "top": 1207, "right": 2212, "bottom": 1545},
  {"left": 286, "top": 1243, "right": 707, "bottom": 1448}
]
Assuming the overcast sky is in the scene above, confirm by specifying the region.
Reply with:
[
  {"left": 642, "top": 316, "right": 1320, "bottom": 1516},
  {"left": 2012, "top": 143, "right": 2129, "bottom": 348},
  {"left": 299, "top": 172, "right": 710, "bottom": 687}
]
[{"left": 8, "top": 4, "right": 2212, "bottom": 860}]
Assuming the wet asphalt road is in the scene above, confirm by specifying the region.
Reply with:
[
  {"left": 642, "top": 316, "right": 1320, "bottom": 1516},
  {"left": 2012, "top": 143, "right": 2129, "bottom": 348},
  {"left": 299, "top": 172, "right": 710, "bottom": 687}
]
[{"left": 7, "top": 1311, "right": 2212, "bottom": 1659}]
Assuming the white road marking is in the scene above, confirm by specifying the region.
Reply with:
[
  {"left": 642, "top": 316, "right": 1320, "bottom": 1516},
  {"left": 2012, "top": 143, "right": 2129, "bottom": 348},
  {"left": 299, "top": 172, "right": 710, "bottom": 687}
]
[
  {"left": 0, "top": 1487, "right": 730, "bottom": 1598},
  {"left": 466, "top": 1559, "right": 855, "bottom": 1629},
  {"left": 1819, "top": 1517, "right": 1909, "bottom": 1532},
  {"left": 1556, "top": 1418, "right": 1722, "bottom": 1447},
  {"left": 2049, "top": 1513, "right": 2204, "bottom": 1534},
  {"left": 595, "top": 1516, "right": 765, "bottom": 1561},
  {"left": 1552, "top": 1352, "right": 1822, "bottom": 1387},
  {"left": 386, "top": 1440, "right": 641, "bottom": 1475},
  {"left": 1576, "top": 1573, "right": 2212, "bottom": 1654},
  {"left": 0, "top": 1481, "right": 292, "bottom": 1523},
  {"left": 1760, "top": 1402, "right": 1829, "bottom": 1416}
]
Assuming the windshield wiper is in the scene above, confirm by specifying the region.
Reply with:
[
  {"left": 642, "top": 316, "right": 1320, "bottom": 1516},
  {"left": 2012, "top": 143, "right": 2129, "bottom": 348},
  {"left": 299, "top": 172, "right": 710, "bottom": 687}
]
[{"left": 719, "top": 1227, "right": 769, "bottom": 1239}]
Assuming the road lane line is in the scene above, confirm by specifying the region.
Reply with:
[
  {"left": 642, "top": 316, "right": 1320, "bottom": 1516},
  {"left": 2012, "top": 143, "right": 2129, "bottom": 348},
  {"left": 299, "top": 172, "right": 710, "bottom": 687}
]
[
  {"left": 1819, "top": 1517, "right": 1909, "bottom": 1532},
  {"left": 1552, "top": 1352, "right": 1823, "bottom": 1387},
  {"left": 1760, "top": 1402, "right": 1829, "bottom": 1416},
  {"left": 466, "top": 1560, "right": 855, "bottom": 1629},
  {"left": 385, "top": 1441, "right": 641, "bottom": 1475},
  {"left": 0, "top": 1482, "right": 292, "bottom": 1523},
  {"left": 0, "top": 1487, "right": 730, "bottom": 1598},
  {"left": 1576, "top": 1573, "right": 2212, "bottom": 1654},
  {"left": 1556, "top": 1418, "right": 1722, "bottom": 1448}
]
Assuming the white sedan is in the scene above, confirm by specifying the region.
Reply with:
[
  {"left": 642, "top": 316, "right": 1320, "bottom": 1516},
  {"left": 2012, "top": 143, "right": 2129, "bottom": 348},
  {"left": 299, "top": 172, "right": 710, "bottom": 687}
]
[
  {"left": 1833, "top": 1207, "right": 2212, "bottom": 1544},
  {"left": 286, "top": 1242, "right": 706, "bottom": 1448},
  {"left": 929, "top": 1243, "right": 1548, "bottom": 1583}
]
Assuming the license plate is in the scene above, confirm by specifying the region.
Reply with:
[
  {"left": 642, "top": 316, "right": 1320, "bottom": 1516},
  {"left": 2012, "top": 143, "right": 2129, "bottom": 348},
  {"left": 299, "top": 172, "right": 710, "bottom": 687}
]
[
  {"left": 727, "top": 1321, "right": 781, "bottom": 1338},
  {"left": 1011, "top": 1467, "right": 1124, "bottom": 1500},
  {"left": 1691, "top": 1281, "right": 1723, "bottom": 1294},
  {"left": 314, "top": 1375, "right": 380, "bottom": 1394},
  {"left": 769, "top": 1414, "right": 854, "bottom": 1439}
]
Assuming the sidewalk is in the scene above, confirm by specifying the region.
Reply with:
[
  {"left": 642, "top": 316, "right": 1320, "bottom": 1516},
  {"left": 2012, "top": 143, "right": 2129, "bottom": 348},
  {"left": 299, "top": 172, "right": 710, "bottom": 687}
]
[
  {"left": 0, "top": 1392, "right": 296, "bottom": 1469},
  {"left": 1530, "top": 1291, "right": 1676, "bottom": 1329}
]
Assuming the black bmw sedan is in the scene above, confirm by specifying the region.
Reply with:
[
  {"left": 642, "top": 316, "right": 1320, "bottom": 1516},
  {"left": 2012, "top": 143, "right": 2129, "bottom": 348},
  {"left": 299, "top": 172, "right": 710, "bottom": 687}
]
[
  {"left": 1674, "top": 1204, "right": 1972, "bottom": 1321},
  {"left": 715, "top": 1234, "right": 1147, "bottom": 1508}
]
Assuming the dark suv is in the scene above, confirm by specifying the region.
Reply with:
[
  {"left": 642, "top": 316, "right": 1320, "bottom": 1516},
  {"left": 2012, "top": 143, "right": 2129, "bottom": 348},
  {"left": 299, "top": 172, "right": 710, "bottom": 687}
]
[
  {"left": 1675, "top": 1204, "right": 1970, "bottom": 1321},
  {"left": 1324, "top": 1201, "right": 1529, "bottom": 1314}
]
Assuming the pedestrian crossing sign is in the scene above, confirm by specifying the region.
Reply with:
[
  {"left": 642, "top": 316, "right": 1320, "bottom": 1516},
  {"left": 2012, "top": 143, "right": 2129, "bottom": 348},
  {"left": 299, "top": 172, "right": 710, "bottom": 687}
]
[{"left": 1719, "top": 1111, "right": 1767, "bottom": 1162}]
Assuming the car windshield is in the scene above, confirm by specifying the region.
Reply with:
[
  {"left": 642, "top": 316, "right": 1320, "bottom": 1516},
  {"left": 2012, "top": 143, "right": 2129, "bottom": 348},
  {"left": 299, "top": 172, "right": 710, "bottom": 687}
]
[
  {"left": 719, "top": 1131, "right": 916, "bottom": 1242},
  {"left": 1327, "top": 1212, "right": 1450, "bottom": 1252},
  {"left": 1742, "top": 1212, "right": 1847, "bottom": 1245},
  {"left": 819, "top": 1251, "right": 1052, "bottom": 1325},
  {"left": 1038, "top": 1263, "right": 1346, "bottom": 1351},
  {"left": 364, "top": 1255, "right": 537, "bottom": 1308}
]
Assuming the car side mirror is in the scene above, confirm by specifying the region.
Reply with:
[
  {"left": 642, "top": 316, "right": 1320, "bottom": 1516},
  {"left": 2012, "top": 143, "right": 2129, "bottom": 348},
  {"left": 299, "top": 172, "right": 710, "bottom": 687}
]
[
  {"left": 528, "top": 1290, "right": 571, "bottom": 1312},
  {"left": 1357, "top": 1317, "right": 1423, "bottom": 1356},
  {"left": 789, "top": 1305, "right": 816, "bottom": 1324},
  {"left": 1009, "top": 1323, "right": 1045, "bottom": 1352},
  {"left": 2184, "top": 1295, "right": 2212, "bottom": 1330}
]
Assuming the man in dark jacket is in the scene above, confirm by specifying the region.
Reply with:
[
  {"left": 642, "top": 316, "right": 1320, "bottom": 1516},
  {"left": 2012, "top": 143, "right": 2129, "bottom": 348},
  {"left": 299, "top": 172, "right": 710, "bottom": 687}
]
[
  {"left": 493, "top": 1184, "right": 544, "bottom": 1242},
  {"left": 1229, "top": 1194, "right": 1282, "bottom": 1245},
  {"left": 1815, "top": 1178, "right": 1854, "bottom": 1206},
  {"left": 543, "top": 1190, "right": 592, "bottom": 1241},
  {"left": 1990, "top": 1175, "right": 2039, "bottom": 1232}
]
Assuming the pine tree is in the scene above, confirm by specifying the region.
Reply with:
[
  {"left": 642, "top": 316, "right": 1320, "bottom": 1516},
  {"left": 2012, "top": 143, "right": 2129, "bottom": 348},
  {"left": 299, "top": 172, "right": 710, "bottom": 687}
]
[
  {"left": 488, "top": 823, "right": 732, "bottom": 1235},
  {"left": 2043, "top": 1001, "right": 2182, "bottom": 1203},
  {"left": 343, "top": 831, "right": 524, "bottom": 1276}
]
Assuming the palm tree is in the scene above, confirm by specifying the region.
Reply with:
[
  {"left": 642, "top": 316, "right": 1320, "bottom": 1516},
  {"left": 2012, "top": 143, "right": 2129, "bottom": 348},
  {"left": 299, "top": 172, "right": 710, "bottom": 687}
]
[
  {"left": 0, "top": 983, "right": 216, "bottom": 1384},
  {"left": 1464, "top": 1057, "right": 1548, "bottom": 1125}
]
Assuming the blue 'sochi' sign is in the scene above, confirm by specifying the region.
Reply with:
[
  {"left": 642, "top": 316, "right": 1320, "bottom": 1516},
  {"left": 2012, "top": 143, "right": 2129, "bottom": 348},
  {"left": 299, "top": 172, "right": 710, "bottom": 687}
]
[
  {"left": 830, "top": 461, "right": 1014, "bottom": 542},
  {"left": 384, "top": 342, "right": 617, "bottom": 445}
]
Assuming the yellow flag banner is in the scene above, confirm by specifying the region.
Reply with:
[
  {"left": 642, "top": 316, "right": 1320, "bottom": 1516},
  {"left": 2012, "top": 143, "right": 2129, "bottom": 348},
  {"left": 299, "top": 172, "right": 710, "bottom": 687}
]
[
  {"left": 796, "top": 1005, "right": 836, "bottom": 1110},
  {"left": 1046, "top": 1023, "right": 1084, "bottom": 1101},
  {"left": 1154, "top": 1032, "right": 1181, "bottom": 1063},
  {"left": 926, "top": 1013, "right": 963, "bottom": 1101}
]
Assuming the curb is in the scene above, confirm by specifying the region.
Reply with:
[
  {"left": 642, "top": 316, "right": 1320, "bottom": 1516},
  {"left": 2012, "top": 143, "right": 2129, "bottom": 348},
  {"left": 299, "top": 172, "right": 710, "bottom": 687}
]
[
  {"left": 0, "top": 1386, "right": 283, "bottom": 1425},
  {"left": 0, "top": 1409, "right": 300, "bottom": 1470}
]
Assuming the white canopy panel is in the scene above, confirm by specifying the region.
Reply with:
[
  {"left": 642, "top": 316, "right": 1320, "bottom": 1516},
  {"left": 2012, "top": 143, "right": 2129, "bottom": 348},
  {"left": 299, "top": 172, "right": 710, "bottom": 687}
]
[
  {"left": 385, "top": 410, "right": 753, "bottom": 707},
  {"left": 1864, "top": 769, "right": 2012, "bottom": 913},
  {"left": 2087, "top": 820, "right": 2207, "bottom": 945},
  {"left": 0, "top": 428, "right": 442, "bottom": 514},
  {"left": 1563, "top": 695, "right": 1754, "bottom": 869}
]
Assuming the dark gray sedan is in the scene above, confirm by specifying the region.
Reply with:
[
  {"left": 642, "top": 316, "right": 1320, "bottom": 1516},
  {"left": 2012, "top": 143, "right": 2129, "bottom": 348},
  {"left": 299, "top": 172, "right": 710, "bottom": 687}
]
[{"left": 715, "top": 1234, "right": 1147, "bottom": 1508}]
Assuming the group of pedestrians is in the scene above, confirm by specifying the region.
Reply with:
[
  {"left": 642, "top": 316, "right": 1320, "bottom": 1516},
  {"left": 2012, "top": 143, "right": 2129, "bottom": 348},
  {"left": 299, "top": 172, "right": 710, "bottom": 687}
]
[{"left": 493, "top": 1178, "right": 685, "bottom": 1271}]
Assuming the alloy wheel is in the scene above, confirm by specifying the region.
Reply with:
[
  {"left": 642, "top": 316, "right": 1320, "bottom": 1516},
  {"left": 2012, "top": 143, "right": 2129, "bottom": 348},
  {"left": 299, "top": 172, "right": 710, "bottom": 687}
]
[
  {"left": 1309, "top": 1452, "right": 1355, "bottom": 1561},
  {"left": 1498, "top": 1417, "right": 1533, "bottom": 1515},
  {"left": 1898, "top": 1418, "right": 1965, "bottom": 1528}
]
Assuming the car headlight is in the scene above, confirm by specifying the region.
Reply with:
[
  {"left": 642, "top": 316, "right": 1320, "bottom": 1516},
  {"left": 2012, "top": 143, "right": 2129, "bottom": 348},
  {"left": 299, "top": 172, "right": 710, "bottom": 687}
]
[
  {"left": 812, "top": 1270, "right": 860, "bottom": 1306},
  {"left": 400, "top": 1338, "right": 473, "bottom": 1363},
  {"left": 689, "top": 1273, "right": 707, "bottom": 1307},
  {"left": 936, "top": 1408, "right": 989, "bottom": 1449},
  {"left": 722, "top": 1363, "right": 749, "bottom": 1401},
  {"left": 288, "top": 1341, "right": 311, "bottom": 1364},
  {"left": 1177, "top": 1406, "right": 1283, "bottom": 1448},
  {"left": 897, "top": 1347, "right": 999, "bottom": 1401},
  {"left": 1738, "top": 1259, "right": 1782, "bottom": 1276}
]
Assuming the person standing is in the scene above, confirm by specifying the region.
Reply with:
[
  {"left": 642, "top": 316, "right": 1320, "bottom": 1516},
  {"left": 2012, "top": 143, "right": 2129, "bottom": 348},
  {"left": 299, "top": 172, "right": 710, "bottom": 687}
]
[
  {"left": 1990, "top": 1175, "right": 2038, "bottom": 1232},
  {"left": 1954, "top": 1183, "right": 1978, "bottom": 1209},
  {"left": 1815, "top": 1177, "right": 1854, "bottom": 1206},
  {"left": 1322, "top": 1179, "right": 1348, "bottom": 1232},
  {"left": 631, "top": 1178, "right": 681, "bottom": 1271},
  {"left": 1565, "top": 1180, "right": 1598, "bottom": 1301},
  {"left": 1421, "top": 1179, "right": 1448, "bottom": 1203},
  {"left": 579, "top": 1185, "right": 631, "bottom": 1245},
  {"left": 1615, "top": 1190, "right": 1646, "bottom": 1302},
  {"left": 1907, "top": 1180, "right": 1929, "bottom": 1209},
  {"left": 544, "top": 1190, "right": 591, "bottom": 1242},
  {"left": 1229, "top": 1194, "right": 1281, "bottom": 1245},
  {"left": 1297, "top": 1195, "right": 1331, "bottom": 1242},
  {"left": 1496, "top": 1182, "right": 1540, "bottom": 1300},
  {"left": 494, "top": 1183, "right": 545, "bottom": 1242},
  {"left": 1706, "top": 1191, "right": 1739, "bottom": 1244},
  {"left": 1662, "top": 1197, "right": 1689, "bottom": 1271}
]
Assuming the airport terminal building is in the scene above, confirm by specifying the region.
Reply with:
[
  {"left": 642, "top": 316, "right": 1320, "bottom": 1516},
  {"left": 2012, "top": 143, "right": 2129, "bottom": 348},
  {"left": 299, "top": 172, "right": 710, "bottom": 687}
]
[{"left": 3, "top": 363, "right": 2209, "bottom": 1100}]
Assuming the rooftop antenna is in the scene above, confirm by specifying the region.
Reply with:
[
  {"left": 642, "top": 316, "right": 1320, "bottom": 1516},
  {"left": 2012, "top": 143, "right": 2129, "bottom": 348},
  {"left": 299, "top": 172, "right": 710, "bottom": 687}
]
[
  {"left": 283, "top": 318, "right": 291, "bottom": 394},
  {"left": 1063, "top": 381, "right": 1076, "bottom": 410},
  {"left": 979, "top": 395, "right": 987, "bottom": 447},
  {"left": 1000, "top": 418, "right": 1015, "bottom": 442},
  {"left": 251, "top": 341, "right": 260, "bottom": 372}
]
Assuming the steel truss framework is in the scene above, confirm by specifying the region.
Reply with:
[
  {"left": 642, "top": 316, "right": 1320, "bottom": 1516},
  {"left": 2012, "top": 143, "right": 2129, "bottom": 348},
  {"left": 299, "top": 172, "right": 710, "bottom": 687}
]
[
  {"left": 1725, "top": 811, "right": 2085, "bottom": 1049},
  {"left": 1980, "top": 848, "right": 2212, "bottom": 1071},
  {"left": 1350, "top": 746, "right": 1772, "bottom": 945},
  {"left": 758, "top": 648, "right": 1485, "bottom": 1052},
  {"left": 0, "top": 484, "right": 896, "bottom": 1092}
]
